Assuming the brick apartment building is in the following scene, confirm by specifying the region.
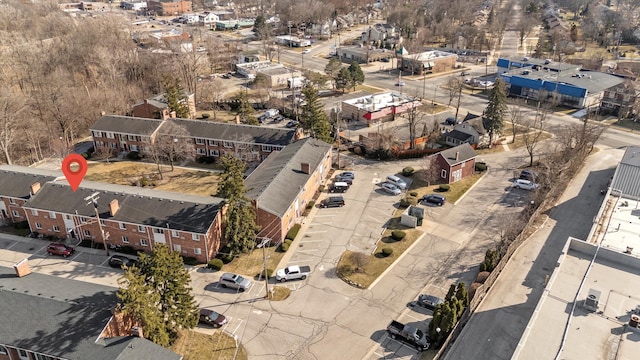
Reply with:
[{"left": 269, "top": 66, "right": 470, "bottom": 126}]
[
  {"left": 245, "top": 138, "right": 332, "bottom": 242},
  {"left": 0, "top": 165, "right": 225, "bottom": 264},
  {"left": 147, "top": 0, "right": 192, "bottom": 15},
  {"left": 90, "top": 115, "right": 297, "bottom": 162},
  {"left": 0, "top": 166, "right": 60, "bottom": 225},
  {"left": 0, "top": 267, "right": 182, "bottom": 360}
]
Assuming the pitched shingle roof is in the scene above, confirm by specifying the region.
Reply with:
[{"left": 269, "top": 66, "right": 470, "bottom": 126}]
[
  {"left": 90, "top": 115, "right": 164, "bottom": 135},
  {"left": 444, "top": 130, "right": 474, "bottom": 142},
  {"left": 245, "top": 138, "right": 331, "bottom": 217},
  {"left": 611, "top": 146, "right": 640, "bottom": 198},
  {"left": 169, "top": 119, "right": 296, "bottom": 146},
  {"left": 23, "top": 180, "right": 223, "bottom": 234},
  {"left": 0, "top": 165, "right": 60, "bottom": 199},
  {"left": 0, "top": 266, "right": 181, "bottom": 360},
  {"left": 438, "top": 143, "right": 477, "bottom": 166}
]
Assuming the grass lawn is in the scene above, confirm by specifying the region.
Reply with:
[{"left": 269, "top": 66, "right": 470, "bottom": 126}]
[
  {"left": 220, "top": 246, "right": 285, "bottom": 279},
  {"left": 195, "top": 110, "right": 238, "bottom": 123},
  {"left": 614, "top": 119, "right": 640, "bottom": 132},
  {"left": 171, "top": 329, "right": 247, "bottom": 360},
  {"left": 507, "top": 130, "right": 553, "bottom": 151},
  {"left": 85, "top": 161, "right": 219, "bottom": 196},
  {"left": 355, "top": 84, "right": 385, "bottom": 93},
  {"left": 337, "top": 219, "right": 422, "bottom": 288},
  {"left": 268, "top": 285, "right": 291, "bottom": 301},
  {"left": 403, "top": 172, "right": 484, "bottom": 211}
]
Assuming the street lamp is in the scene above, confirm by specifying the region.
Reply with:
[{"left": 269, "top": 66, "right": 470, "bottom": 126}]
[{"left": 257, "top": 238, "right": 271, "bottom": 298}]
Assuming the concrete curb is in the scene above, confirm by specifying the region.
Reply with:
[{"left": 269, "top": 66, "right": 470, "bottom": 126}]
[{"left": 367, "top": 232, "right": 427, "bottom": 290}]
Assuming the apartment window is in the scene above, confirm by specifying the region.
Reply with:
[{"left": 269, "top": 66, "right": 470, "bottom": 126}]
[
  {"left": 195, "top": 138, "right": 205, "bottom": 145},
  {"left": 197, "top": 148, "right": 206, "bottom": 155},
  {"left": 0, "top": 345, "right": 7, "bottom": 355},
  {"left": 119, "top": 222, "right": 126, "bottom": 230},
  {"left": 208, "top": 139, "right": 219, "bottom": 146},
  {"left": 31, "top": 209, "right": 38, "bottom": 216},
  {"left": 138, "top": 225, "right": 145, "bottom": 233},
  {"left": 172, "top": 230, "right": 179, "bottom": 238},
  {"left": 83, "top": 229, "right": 91, "bottom": 237},
  {"left": 80, "top": 217, "right": 88, "bottom": 223},
  {"left": 210, "top": 149, "right": 220, "bottom": 157},
  {"left": 262, "top": 145, "right": 273, "bottom": 152},
  {"left": 222, "top": 141, "right": 233, "bottom": 148},
  {"left": 18, "top": 349, "right": 29, "bottom": 360},
  {"left": 441, "top": 169, "right": 447, "bottom": 179},
  {"left": 49, "top": 211, "right": 56, "bottom": 219},
  {"left": 9, "top": 198, "right": 16, "bottom": 204},
  {"left": 127, "top": 135, "right": 137, "bottom": 141},
  {"left": 35, "top": 222, "right": 42, "bottom": 229},
  {"left": 36, "top": 354, "right": 56, "bottom": 360},
  {"left": 100, "top": 220, "right": 106, "bottom": 226},
  {"left": 173, "top": 244, "right": 181, "bottom": 252},
  {"left": 192, "top": 234, "right": 200, "bottom": 241},
  {"left": 53, "top": 225, "right": 60, "bottom": 232},
  {"left": 194, "top": 248, "right": 201, "bottom": 255},
  {"left": 141, "top": 238, "right": 148, "bottom": 247},
  {"left": 153, "top": 228, "right": 164, "bottom": 234},
  {"left": 12, "top": 210, "right": 19, "bottom": 217},
  {"left": 122, "top": 235, "right": 129, "bottom": 243},
  {"left": 106, "top": 132, "right": 115, "bottom": 139},
  {"left": 65, "top": 214, "right": 72, "bottom": 220}
]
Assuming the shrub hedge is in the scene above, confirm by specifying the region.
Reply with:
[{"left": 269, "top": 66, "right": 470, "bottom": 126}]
[
  {"left": 208, "top": 258, "right": 224, "bottom": 270},
  {"left": 391, "top": 230, "right": 406, "bottom": 241},
  {"left": 439, "top": 184, "right": 451, "bottom": 192},
  {"left": 381, "top": 247, "right": 393, "bottom": 256},
  {"left": 285, "top": 224, "right": 301, "bottom": 240},
  {"left": 402, "top": 167, "right": 415, "bottom": 177}
]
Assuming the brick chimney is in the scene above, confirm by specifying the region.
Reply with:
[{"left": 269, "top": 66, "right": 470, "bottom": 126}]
[
  {"left": 109, "top": 199, "right": 120, "bottom": 216},
  {"left": 130, "top": 326, "right": 144, "bottom": 338},
  {"left": 455, "top": 151, "right": 459, "bottom": 161},
  {"left": 30, "top": 182, "right": 41, "bottom": 196},
  {"left": 301, "top": 163, "right": 311, "bottom": 174}
]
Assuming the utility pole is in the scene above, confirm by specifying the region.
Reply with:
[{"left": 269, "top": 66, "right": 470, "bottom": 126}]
[
  {"left": 257, "top": 238, "right": 271, "bottom": 298},
  {"left": 85, "top": 192, "right": 109, "bottom": 256}
]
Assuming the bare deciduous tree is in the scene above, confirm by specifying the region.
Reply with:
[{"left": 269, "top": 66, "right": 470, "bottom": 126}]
[{"left": 420, "top": 156, "right": 442, "bottom": 186}]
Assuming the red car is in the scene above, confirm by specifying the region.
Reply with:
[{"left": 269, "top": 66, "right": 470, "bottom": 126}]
[
  {"left": 47, "top": 243, "right": 75, "bottom": 257},
  {"left": 199, "top": 309, "right": 227, "bottom": 328}
]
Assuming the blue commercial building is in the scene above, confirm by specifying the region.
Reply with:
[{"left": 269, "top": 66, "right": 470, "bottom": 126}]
[{"left": 497, "top": 57, "right": 625, "bottom": 109}]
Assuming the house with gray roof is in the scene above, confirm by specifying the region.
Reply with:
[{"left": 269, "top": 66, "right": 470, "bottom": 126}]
[
  {"left": 0, "top": 166, "right": 61, "bottom": 225},
  {"left": 90, "top": 115, "right": 298, "bottom": 163},
  {"left": 4, "top": 165, "right": 225, "bottom": 264},
  {"left": 429, "top": 143, "right": 477, "bottom": 184},
  {"left": 0, "top": 266, "right": 182, "bottom": 360},
  {"left": 443, "top": 112, "right": 490, "bottom": 148},
  {"left": 244, "top": 138, "right": 332, "bottom": 242},
  {"left": 132, "top": 92, "right": 196, "bottom": 120},
  {"left": 611, "top": 146, "right": 640, "bottom": 199}
]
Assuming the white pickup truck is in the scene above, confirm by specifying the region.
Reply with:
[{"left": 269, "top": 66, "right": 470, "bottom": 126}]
[{"left": 275, "top": 265, "right": 311, "bottom": 282}]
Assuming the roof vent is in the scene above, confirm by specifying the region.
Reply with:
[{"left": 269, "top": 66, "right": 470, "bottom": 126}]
[{"left": 583, "top": 288, "right": 601, "bottom": 312}]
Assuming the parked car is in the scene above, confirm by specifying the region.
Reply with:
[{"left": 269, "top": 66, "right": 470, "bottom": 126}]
[
  {"left": 275, "top": 265, "right": 311, "bottom": 282},
  {"left": 286, "top": 121, "right": 298, "bottom": 128},
  {"left": 329, "top": 182, "right": 350, "bottom": 193},
  {"left": 445, "top": 117, "right": 459, "bottom": 125},
  {"left": 272, "top": 114, "right": 285, "bottom": 122},
  {"left": 513, "top": 179, "right": 539, "bottom": 191},
  {"left": 519, "top": 169, "right": 538, "bottom": 182},
  {"left": 395, "top": 81, "right": 406, "bottom": 87},
  {"left": 302, "top": 49, "right": 311, "bottom": 54},
  {"left": 219, "top": 272, "right": 253, "bottom": 292},
  {"left": 334, "top": 175, "right": 353, "bottom": 185},
  {"left": 421, "top": 194, "right": 446, "bottom": 206},
  {"left": 460, "top": 71, "right": 470, "bottom": 76},
  {"left": 108, "top": 255, "right": 137, "bottom": 269},
  {"left": 387, "top": 320, "right": 430, "bottom": 351},
  {"left": 47, "top": 243, "right": 75, "bottom": 257},
  {"left": 381, "top": 182, "right": 402, "bottom": 195},
  {"left": 413, "top": 294, "right": 444, "bottom": 310},
  {"left": 257, "top": 115, "right": 268, "bottom": 123},
  {"left": 199, "top": 308, "right": 227, "bottom": 327},
  {"left": 338, "top": 171, "right": 355, "bottom": 180},
  {"left": 320, "top": 196, "right": 345, "bottom": 208},
  {"left": 386, "top": 175, "right": 407, "bottom": 190}
]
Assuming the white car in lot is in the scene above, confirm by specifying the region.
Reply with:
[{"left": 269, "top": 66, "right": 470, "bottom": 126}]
[
  {"left": 386, "top": 175, "right": 407, "bottom": 190},
  {"left": 513, "top": 179, "right": 539, "bottom": 191},
  {"left": 381, "top": 182, "right": 402, "bottom": 195}
]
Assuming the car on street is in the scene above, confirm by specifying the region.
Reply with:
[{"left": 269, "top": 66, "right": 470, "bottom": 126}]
[
  {"left": 513, "top": 179, "right": 539, "bottom": 191},
  {"left": 395, "top": 81, "right": 406, "bottom": 87},
  {"left": 413, "top": 294, "right": 444, "bottom": 310},
  {"left": 381, "top": 182, "right": 402, "bottom": 195},
  {"left": 286, "top": 121, "right": 298, "bottom": 128},
  {"left": 199, "top": 308, "right": 227, "bottom": 327},
  {"left": 108, "top": 254, "right": 137, "bottom": 269},
  {"left": 302, "top": 49, "right": 311, "bottom": 54},
  {"left": 320, "top": 196, "right": 345, "bottom": 208},
  {"left": 219, "top": 272, "right": 253, "bottom": 292},
  {"left": 421, "top": 194, "right": 446, "bottom": 206},
  {"left": 47, "top": 243, "right": 75, "bottom": 257}
]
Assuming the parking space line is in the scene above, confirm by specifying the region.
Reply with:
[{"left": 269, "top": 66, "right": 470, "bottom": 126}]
[
  {"left": 229, "top": 318, "right": 243, "bottom": 335},
  {"left": 405, "top": 313, "right": 421, "bottom": 321},
  {"left": 299, "top": 239, "right": 326, "bottom": 243},
  {"left": 286, "top": 258, "right": 315, "bottom": 264},
  {"left": 303, "top": 230, "right": 327, "bottom": 234}
]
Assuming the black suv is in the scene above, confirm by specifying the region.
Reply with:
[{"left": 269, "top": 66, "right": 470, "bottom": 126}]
[
  {"left": 320, "top": 196, "right": 345, "bottom": 208},
  {"left": 421, "top": 194, "right": 446, "bottom": 206}
]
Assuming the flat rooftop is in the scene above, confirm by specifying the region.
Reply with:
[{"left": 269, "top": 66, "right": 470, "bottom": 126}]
[
  {"left": 400, "top": 50, "right": 456, "bottom": 61},
  {"left": 236, "top": 61, "right": 282, "bottom": 71},
  {"left": 514, "top": 238, "right": 640, "bottom": 360},
  {"left": 599, "top": 196, "right": 640, "bottom": 257},
  {"left": 342, "top": 92, "right": 420, "bottom": 111}
]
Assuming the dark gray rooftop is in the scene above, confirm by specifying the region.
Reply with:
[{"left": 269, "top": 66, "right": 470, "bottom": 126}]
[
  {"left": 444, "top": 130, "right": 474, "bottom": 142},
  {"left": 0, "top": 266, "right": 181, "bottom": 360},
  {"left": 245, "top": 138, "right": 331, "bottom": 217},
  {"left": 170, "top": 119, "right": 296, "bottom": 146},
  {"left": 438, "top": 143, "right": 477, "bottom": 166},
  {"left": 90, "top": 115, "right": 164, "bottom": 135},
  {"left": 23, "top": 180, "right": 223, "bottom": 234},
  {"left": 0, "top": 165, "right": 61, "bottom": 199},
  {"left": 611, "top": 146, "right": 640, "bottom": 199}
]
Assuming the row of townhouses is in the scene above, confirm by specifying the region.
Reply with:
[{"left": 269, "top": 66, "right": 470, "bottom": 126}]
[{"left": 0, "top": 138, "right": 332, "bottom": 264}]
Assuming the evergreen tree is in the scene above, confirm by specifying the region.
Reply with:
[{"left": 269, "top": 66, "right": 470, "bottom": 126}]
[
  {"left": 216, "top": 154, "right": 246, "bottom": 202},
  {"left": 484, "top": 78, "right": 508, "bottom": 146},
  {"left": 164, "top": 78, "right": 190, "bottom": 119},
  {"left": 234, "top": 91, "right": 258, "bottom": 125},
  {"left": 348, "top": 62, "right": 365, "bottom": 90},
  {"left": 117, "top": 244, "right": 198, "bottom": 346},
  {"left": 455, "top": 282, "right": 469, "bottom": 307},
  {"left": 336, "top": 67, "right": 352, "bottom": 93},
  {"left": 324, "top": 58, "right": 343, "bottom": 89},
  {"left": 300, "top": 84, "right": 333, "bottom": 143}
]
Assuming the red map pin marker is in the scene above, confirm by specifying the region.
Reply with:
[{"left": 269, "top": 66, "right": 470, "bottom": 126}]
[{"left": 62, "top": 154, "right": 88, "bottom": 192}]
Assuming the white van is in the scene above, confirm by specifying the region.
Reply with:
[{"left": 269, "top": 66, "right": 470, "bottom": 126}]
[
  {"left": 386, "top": 175, "right": 407, "bottom": 190},
  {"left": 329, "top": 182, "right": 350, "bottom": 193}
]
